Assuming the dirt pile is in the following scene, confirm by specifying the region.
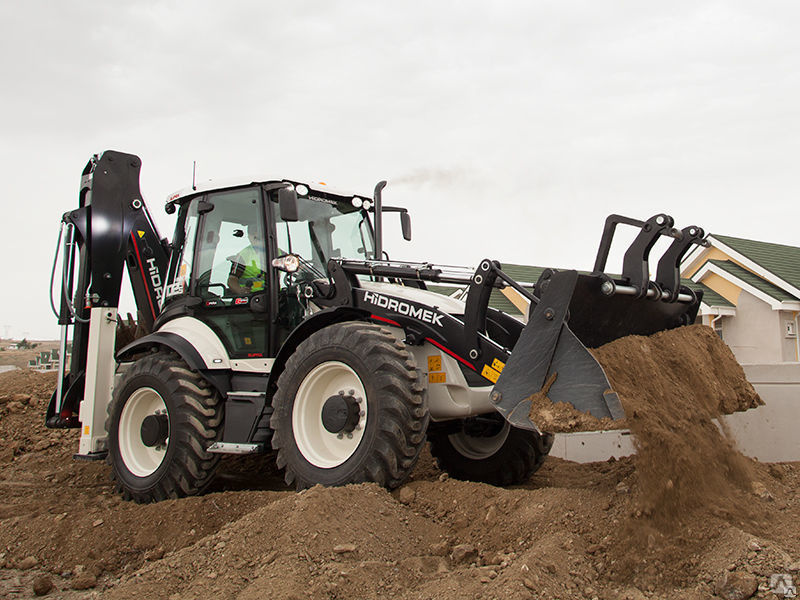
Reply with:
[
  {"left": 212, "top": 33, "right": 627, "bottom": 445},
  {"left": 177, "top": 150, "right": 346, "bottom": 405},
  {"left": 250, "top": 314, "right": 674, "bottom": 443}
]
[
  {"left": 0, "top": 344, "right": 797, "bottom": 600},
  {"left": 529, "top": 324, "right": 762, "bottom": 433}
]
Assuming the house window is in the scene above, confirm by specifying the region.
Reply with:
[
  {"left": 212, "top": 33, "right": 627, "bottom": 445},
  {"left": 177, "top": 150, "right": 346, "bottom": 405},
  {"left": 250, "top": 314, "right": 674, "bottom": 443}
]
[
  {"left": 786, "top": 320, "right": 797, "bottom": 338},
  {"left": 713, "top": 318, "right": 724, "bottom": 340}
]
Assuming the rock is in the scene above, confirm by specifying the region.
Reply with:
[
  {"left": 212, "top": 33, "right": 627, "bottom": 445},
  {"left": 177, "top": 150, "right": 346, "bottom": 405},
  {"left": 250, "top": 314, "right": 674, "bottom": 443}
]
[
  {"left": 145, "top": 547, "right": 165, "bottom": 561},
  {"left": 438, "top": 473, "right": 449, "bottom": 482},
  {"left": 7, "top": 401, "right": 24, "bottom": 413},
  {"left": 768, "top": 464, "right": 785, "bottom": 480},
  {"left": 32, "top": 575, "right": 53, "bottom": 596},
  {"left": 746, "top": 540, "right": 761, "bottom": 552},
  {"left": 522, "top": 578, "right": 537, "bottom": 591},
  {"left": 398, "top": 486, "right": 416, "bottom": 505},
  {"left": 18, "top": 556, "right": 38, "bottom": 570},
  {"left": 751, "top": 482, "right": 774, "bottom": 501},
  {"left": 715, "top": 570, "right": 758, "bottom": 600},
  {"left": 619, "top": 588, "right": 648, "bottom": 600},
  {"left": 485, "top": 505, "right": 498, "bottom": 524},
  {"left": 615, "top": 481, "right": 630, "bottom": 494},
  {"left": 333, "top": 544, "right": 357, "bottom": 554},
  {"left": 71, "top": 573, "right": 98, "bottom": 590},
  {"left": 430, "top": 541, "right": 450, "bottom": 556},
  {"left": 451, "top": 544, "right": 477, "bottom": 564},
  {"left": 92, "top": 518, "right": 104, "bottom": 527}
]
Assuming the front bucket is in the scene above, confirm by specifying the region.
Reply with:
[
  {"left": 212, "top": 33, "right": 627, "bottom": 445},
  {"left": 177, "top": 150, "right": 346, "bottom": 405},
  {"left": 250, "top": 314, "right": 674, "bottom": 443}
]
[
  {"left": 560, "top": 273, "right": 700, "bottom": 349},
  {"left": 491, "top": 269, "right": 700, "bottom": 431}
]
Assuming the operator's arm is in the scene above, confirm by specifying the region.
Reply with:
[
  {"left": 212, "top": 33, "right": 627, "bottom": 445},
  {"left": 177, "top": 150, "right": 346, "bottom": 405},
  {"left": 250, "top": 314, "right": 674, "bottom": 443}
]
[
  {"left": 228, "top": 253, "right": 248, "bottom": 295},
  {"left": 227, "top": 274, "right": 247, "bottom": 295}
]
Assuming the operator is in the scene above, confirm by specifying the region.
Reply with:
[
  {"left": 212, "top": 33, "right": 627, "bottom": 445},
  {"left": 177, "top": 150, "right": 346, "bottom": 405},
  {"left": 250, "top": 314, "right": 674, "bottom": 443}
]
[{"left": 227, "top": 225, "right": 267, "bottom": 295}]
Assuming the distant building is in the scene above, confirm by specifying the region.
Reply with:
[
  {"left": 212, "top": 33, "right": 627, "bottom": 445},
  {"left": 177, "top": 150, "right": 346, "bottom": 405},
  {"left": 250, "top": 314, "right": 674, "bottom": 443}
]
[
  {"left": 681, "top": 235, "right": 800, "bottom": 364},
  {"left": 27, "top": 348, "right": 69, "bottom": 372}
]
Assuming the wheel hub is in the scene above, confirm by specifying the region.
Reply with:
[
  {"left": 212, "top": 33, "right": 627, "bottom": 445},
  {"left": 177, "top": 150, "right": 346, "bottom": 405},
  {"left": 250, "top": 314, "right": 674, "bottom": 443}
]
[
  {"left": 140, "top": 413, "right": 169, "bottom": 447},
  {"left": 321, "top": 391, "right": 361, "bottom": 434}
]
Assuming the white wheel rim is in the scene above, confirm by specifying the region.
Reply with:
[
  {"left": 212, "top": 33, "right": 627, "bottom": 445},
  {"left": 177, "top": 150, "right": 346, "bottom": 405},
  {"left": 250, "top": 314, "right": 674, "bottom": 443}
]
[
  {"left": 292, "top": 361, "right": 368, "bottom": 468},
  {"left": 449, "top": 420, "right": 510, "bottom": 460},
  {"left": 118, "top": 387, "right": 169, "bottom": 477}
]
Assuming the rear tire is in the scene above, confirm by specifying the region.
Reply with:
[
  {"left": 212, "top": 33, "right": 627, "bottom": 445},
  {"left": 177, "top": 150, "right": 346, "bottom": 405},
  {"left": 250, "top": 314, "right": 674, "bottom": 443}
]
[
  {"left": 428, "top": 414, "right": 548, "bottom": 486},
  {"left": 106, "top": 352, "right": 223, "bottom": 503},
  {"left": 271, "top": 322, "right": 428, "bottom": 490}
]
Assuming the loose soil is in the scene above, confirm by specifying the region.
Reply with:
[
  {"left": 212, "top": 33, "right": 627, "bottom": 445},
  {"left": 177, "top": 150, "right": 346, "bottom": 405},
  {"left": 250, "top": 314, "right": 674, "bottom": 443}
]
[
  {"left": 529, "top": 324, "right": 762, "bottom": 433},
  {"left": 0, "top": 327, "right": 798, "bottom": 600}
]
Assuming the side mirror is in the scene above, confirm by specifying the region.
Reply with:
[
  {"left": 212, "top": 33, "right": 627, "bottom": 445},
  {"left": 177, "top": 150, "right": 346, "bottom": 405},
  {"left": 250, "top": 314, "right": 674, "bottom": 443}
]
[
  {"left": 278, "top": 186, "right": 299, "bottom": 222},
  {"left": 400, "top": 211, "right": 412, "bottom": 241}
]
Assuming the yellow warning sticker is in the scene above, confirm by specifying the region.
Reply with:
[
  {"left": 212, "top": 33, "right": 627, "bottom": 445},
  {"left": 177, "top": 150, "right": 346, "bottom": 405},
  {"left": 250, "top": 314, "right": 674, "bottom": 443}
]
[
  {"left": 428, "top": 372, "right": 446, "bottom": 384},
  {"left": 481, "top": 364, "right": 501, "bottom": 383},
  {"left": 137, "top": 230, "right": 145, "bottom": 238},
  {"left": 491, "top": 358, "right": 505, "bottom": 373},
  {"left": 427, "top": 355, "right": 442, "bottom": 371},
  {"left": 83, "top": 426, "right": 90, "bottom": 435},
  {"left": 244, "top": 337, "right": 252, "bottom": 345}
]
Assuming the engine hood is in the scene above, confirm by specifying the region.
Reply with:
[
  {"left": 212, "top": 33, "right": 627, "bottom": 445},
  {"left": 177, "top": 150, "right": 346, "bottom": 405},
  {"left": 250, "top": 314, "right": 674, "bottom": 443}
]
[{"left": 358, "top": 281, "right": 465, "bottom": 316}]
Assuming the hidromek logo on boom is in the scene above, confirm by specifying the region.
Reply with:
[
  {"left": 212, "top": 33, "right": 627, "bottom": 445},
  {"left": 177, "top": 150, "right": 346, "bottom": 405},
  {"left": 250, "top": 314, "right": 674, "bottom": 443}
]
[{"left": 363, "top": 291, "right": 444, "bottom": 327}]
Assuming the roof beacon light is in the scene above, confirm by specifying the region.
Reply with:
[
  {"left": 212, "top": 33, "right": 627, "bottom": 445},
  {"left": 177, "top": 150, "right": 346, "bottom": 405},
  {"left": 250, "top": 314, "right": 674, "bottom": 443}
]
[
  {"left": 272, "top": 254, "right": 300, "bottom": 273},
  {"left": 351, "top": 196, "right": 363, "bottom": 208}
]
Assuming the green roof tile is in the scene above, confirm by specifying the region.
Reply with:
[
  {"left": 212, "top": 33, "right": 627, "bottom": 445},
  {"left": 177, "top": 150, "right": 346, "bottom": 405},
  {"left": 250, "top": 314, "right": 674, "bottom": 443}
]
[
  {"left": 708, "top": 259, "right": 798, "bottom": 302},
  {"left": 488, "top": 290, "right": 525, "bottom": 316},
  {"left": 495, "top": 263, "right": 547, "bottom": 285},
  {"left": 426, "top": 285, "right": 463, "bottom": 297},
  {"left": 712, "top": 234, "right": 800, "bottom": 293}
]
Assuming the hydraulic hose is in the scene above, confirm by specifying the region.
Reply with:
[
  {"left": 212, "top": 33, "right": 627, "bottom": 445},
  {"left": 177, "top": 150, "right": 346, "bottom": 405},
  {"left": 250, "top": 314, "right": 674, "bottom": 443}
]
[
  {"left": 48, "top": 222, "right": 65, "bottom": 319},
  {"left": 49, "top": 221, "right": 90, "bottom": 324}
]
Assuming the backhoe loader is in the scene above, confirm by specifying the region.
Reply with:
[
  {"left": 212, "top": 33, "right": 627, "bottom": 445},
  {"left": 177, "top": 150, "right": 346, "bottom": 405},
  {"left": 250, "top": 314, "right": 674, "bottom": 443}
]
[{"left": 48, "top": 150, "right": 705, "bottom": 501}]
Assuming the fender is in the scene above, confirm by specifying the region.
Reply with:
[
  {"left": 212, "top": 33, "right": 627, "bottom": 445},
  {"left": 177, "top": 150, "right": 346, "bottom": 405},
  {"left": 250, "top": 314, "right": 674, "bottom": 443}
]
[
  {"left": 116, "top": 330, "right": 231, "bottom": 396},
  {"left": 266, "top": 307, "right": 367, "bottom": 392}
]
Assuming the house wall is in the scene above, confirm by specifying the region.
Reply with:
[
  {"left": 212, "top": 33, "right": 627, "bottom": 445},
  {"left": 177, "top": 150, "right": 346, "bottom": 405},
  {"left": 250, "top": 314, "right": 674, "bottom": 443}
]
[
  {"left": 721, "top": 290, "right": 782, "bottom": 363},
  {"left": 778, "top": 310, "right": 799, "bottom": 362},
  {"left": 682, "top": 247, "right": 732, "bottom": 278},
  {"left": 700, "top": 272, "right": 742, "bottom": 305}
]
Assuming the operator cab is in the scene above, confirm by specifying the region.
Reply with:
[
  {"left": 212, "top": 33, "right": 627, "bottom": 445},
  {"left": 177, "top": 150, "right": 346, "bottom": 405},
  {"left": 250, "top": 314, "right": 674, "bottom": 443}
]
[{"left": 161, "top": 180, "right": 377, "bottom": 359}]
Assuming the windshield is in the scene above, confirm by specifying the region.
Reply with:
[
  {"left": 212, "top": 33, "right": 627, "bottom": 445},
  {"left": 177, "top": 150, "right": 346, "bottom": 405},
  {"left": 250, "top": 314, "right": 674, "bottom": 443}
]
[{"left": 273, "top": 195, "right": 375, "bottom": 275}]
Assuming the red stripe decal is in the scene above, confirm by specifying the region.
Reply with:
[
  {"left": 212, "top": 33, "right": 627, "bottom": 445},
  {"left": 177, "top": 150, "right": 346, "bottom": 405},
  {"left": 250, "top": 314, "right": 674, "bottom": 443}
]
[
  {"left": 371, "top": 314, "right": 402, "bottom": 327},
  {"left": 130, "top": 232, "right": 157, "bottom": 320},
  {"left": 425, "top": 337, "right": 477, "bottom": 371}
]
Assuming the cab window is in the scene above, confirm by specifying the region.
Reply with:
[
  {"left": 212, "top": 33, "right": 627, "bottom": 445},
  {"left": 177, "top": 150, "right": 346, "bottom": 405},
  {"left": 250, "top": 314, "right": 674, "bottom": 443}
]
[{"left": 194, "top": 188, "right": 266, "bottom": 299}]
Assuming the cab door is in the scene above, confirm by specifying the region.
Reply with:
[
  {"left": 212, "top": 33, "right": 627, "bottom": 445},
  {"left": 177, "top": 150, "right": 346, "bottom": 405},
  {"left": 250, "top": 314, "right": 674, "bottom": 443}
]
[{"left": 190, "top": 186, "right": 270, "bottom": 359}]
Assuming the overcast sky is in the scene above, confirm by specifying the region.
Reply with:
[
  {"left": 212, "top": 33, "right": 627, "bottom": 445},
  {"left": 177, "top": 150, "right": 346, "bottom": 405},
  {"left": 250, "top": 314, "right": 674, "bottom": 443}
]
[{"left": 2, "top": 0, "right": 799, "bottom": 340}]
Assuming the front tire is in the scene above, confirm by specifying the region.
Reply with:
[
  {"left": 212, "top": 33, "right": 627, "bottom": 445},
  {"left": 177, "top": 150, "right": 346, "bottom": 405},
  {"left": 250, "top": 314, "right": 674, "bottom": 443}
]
[
  {"left": 428, "top": 414, "right": 549, "bottom": 486},
  {"left": 106, "top": 352, "right": 223, "bottom": 502},
  {"left": 271, "top": 322, "right": 428, "bottom": 490}
]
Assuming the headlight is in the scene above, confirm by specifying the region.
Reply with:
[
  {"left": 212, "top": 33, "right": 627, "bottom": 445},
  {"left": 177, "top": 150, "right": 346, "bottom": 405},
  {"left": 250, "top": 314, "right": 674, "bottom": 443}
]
[
  {"left": 362, "top": 200, "right": 372, "bottom": 210},
  {"left": 295, "top": 184, "right": 309, "bottom": 196},
  {"left": 351, "top": 196, "right": 363, "bottom": 208},
  {"left": 271, "top": 254, "right": 300, "bottom": 273}
]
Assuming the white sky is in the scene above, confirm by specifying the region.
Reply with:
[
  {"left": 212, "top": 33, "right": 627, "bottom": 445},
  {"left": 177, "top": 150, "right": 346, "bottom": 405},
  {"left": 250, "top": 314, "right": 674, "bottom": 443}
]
[{"left": 2, "top": 1, "right": 799, "bottom": 340}]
